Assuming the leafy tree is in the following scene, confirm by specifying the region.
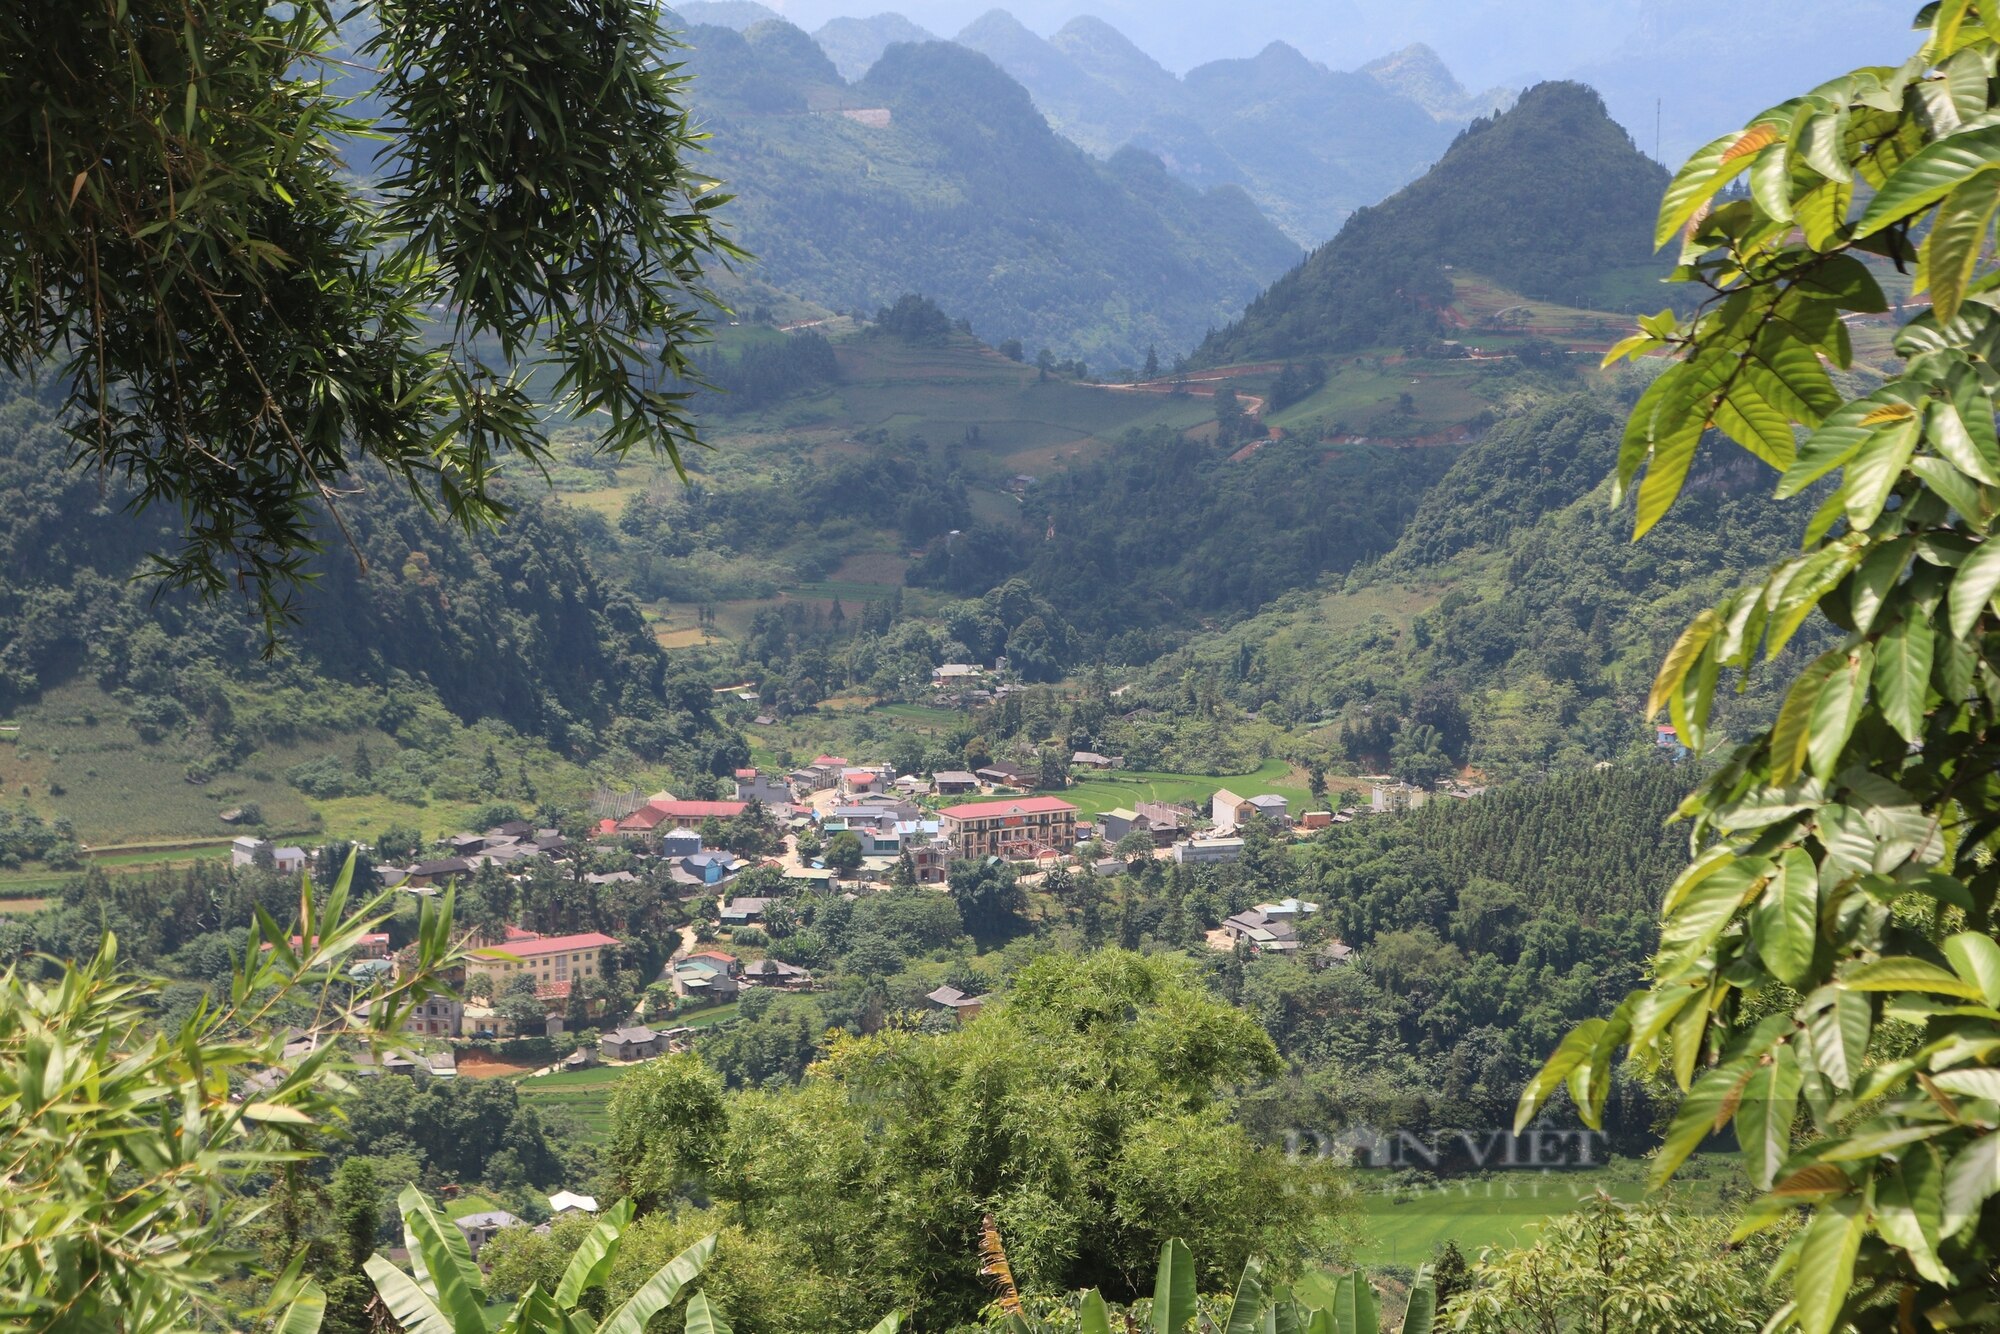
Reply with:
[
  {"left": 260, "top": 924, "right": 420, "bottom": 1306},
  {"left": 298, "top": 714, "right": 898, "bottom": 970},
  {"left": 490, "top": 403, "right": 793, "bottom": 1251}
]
[
  {"left": 947, "top": 856, "right": 1028, "bottom": 941},
  {"left": 825, "top": 831, "right": 864, "bottom": 876},
  {"left": 603, "top": 951, "right": 1335, "bottom": 1328},
  {"left": 605, "top": 1054, "right": 730, "bottom": 1214},
  {"left": 322, "top": 1159, "right": 383, "bottom": 1334},
  {"left": 1528, "top": 10, "right": 2000, "bottom": 1331},
  {"left": 1, "top": 0, "right": 735, "bottom": 629},
  {"left": 1450, "top": 1197, "right": 1783, "bottom": 1334},
  {"left": 0, "top": 855, "right": 458, "bottom": 1330}
]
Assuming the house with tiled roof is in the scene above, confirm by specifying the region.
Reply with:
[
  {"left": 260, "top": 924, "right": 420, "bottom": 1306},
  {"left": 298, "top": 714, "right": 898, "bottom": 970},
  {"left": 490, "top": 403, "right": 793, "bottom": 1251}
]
[
  {"left": 939, "top": 795, "right": 1078, "bottom": 860},
  {"left": 467, "top": 929, "right": 618, "bottom": 1000}
]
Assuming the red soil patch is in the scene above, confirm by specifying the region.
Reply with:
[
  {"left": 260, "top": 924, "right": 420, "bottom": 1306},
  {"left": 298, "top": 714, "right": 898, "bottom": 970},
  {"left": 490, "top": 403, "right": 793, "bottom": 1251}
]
[{"left": 456, "top": 1052, "right": 540, "bottom": 1079}]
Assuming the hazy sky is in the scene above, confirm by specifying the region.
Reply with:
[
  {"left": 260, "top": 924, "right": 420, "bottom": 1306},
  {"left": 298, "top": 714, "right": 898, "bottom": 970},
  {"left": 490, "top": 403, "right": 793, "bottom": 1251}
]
[{"left": 750, "top": 0, "right": 1915, "bottom": 160}]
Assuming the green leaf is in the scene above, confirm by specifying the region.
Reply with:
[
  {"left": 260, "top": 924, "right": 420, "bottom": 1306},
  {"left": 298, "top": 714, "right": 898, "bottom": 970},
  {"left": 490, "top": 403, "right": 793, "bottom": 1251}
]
[
  {"left": 1876, "top": 1147, "right": 1952, "bottom": 1285},
  {"left": 1223, "top": 1259, "right": 1267, "bottom": 1334},
  {"left": 1945, "top": 931, "right": 2000, "bottom": 1006},
  {"left": 1152, "top": 1238, "right": 1196, "bottom": 1334},
  {"left": 1932, "top": 397, "right": 2000, "bottom": 487},
  {"left": 866, "top": 1314, "right": 905, "bottom": 1334},
  {"left": 601, "top": 1235, "right": 717, "bottom": 1334},
  {"left": 1843, "top": 416, "right": 1920, "bottom": 529},
  {"left": 1864, "top": 612, "right": 1928, "bottom": 748},
  {"left": 1647, "top": 609, "right": 1720, "bottom": 719},
  {"left": 364, "top": 1256, "right": 453, "bottom": 1334},
  {"left": 1634, "top": 414, "right": 1704, "bottom": 539},
  {"left": 1920, "top": 170, "right": 2000, "bottom": 324},
  {"left": 1751, "top": 847, "right": 1819, "bottom": 986},
  {"left": 1932, "top": 1068, "right": 2000, "bottom": 1100},
  {"left": 1855, "top": 126, "right": 2000, "bottom": 237},
  {"left": 1849, "top": 537, "right": 1911, "bottom": 633},
  {"left": 1770, "top": 653, "right": 1839, "bottom": 782},
  {"left": 1806, "top": 644, "right": 1872, "bottom": 777},
  {"left": 1949, "top": 536, "right": 2000, "bottom": 639},
  {"left": 1652, "top": 1062, "right": 1744, "bottom": 1188},
  {"left": 1841, "top": 956, "right": 1985, "bottom": 998},
  {"left": 1078, "top": 1292, "right": 1111, "bottom": 1334},
  {"left": 1804, "top": 989, "right": 1872, "bottom": 1091},
  {"left": 556, "top": 1199, "right": 632, "bottom": 1309},
  {"left": 1738, "top": 1045, "right": 1803, "bottom": 1190},
  {"left": 1792, "top": 1196, "right": 1865, "bottom": 1334},
  {"left": 1662, "top": 858, "right": 1773, "bottom": 970},
  {"left": 397, "top": 1185, "right": 488, "bottom": 1331},
  {"left": 1656, "top": 130, "right": 1750, "bottom": 248},
  {"left": 1797, "top": 102, "right": 1854, "bottom": 184},
  {"left": 1943, "top": 1132, "right": 2000, "bottom": 1237},
  {"left": 1911, "top": 454, "right": 1991, "bottom": 528},
  {"left": 1399, "top": 1274, "right": 1437, "bottom": 1334},
  {"left": 275, "top": 1281, "right": 327, "bottom": 1334},
  {"left": 1516, "top": 1020, "right": 1606, "bottom": 1131},
  {"left": 685, "top": 1291, "right": 733, "bottom": 1334},
  {"left": 1326, "top": 1274, "right": 1378, "bottom": 1334}
]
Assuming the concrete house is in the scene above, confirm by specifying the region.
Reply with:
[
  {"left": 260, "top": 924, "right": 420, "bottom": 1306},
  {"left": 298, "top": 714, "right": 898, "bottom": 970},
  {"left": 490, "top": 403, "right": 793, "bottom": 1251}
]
[
  {"left": 733, "top": 767, "right": 793, "bottom": 806},
  {"left": 660, "top": 827, "right": 703, "bottom": 857},
  {"left": 455, "top": 1210, "right": 523, "bottom": 1258},
  {"left": 932, "top": 770, "right": 980, "bottom": 794},
  {"left": 1173, "top": 836, "right": 1245, "bottom": 865},
  {"left": 599, "top": 1026, "right": 664, "bottom": 1061},
  {"left": 939, "top": 796, "right": 1078, "bottom": 860}
]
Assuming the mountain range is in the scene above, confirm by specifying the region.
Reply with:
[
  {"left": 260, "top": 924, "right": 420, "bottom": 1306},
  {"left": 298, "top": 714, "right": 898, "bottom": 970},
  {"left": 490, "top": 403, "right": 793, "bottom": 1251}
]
[
  {"left": 677, "top": 2, "right": 1504, "bottom": 245},
  {"left": 1200, "top": 81, "right": 1669, "bottom": 363},
  {"left": 669, "top": 16, "right": 1303, "bottom": 368},
  {"left": 702, "top": 0, "right": 1912, "bottom": 168}
]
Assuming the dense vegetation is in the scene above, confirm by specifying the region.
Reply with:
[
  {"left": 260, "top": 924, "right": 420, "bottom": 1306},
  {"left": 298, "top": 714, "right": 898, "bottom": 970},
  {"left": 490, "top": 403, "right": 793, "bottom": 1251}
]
[
  {"left": 1199, "top": 82, "right": 1668, "bottom": 363},
  {"left": 677, "top": 21, "right": 1301, "bottom": 369},
  {"left": 1122, "top": 390, "right": 1827, "bottom": 776},
  {"left": 909, "top": 428, "right": 1456, "bottom": 664},
  {"left": 0, "top": 379, "right": 736, "bottom": 778}
]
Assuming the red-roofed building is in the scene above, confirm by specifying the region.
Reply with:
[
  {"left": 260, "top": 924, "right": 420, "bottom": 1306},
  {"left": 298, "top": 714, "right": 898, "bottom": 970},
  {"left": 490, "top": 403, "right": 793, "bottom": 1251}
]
[
  {"left": 940, "top": 796, "right": 1079, "bottom": 860},
  {"left": 468, "top": 929, "right": 620, "bottom": 999},
  {"left": 616, "top": 799, "right": 747, "bottom": 833}
]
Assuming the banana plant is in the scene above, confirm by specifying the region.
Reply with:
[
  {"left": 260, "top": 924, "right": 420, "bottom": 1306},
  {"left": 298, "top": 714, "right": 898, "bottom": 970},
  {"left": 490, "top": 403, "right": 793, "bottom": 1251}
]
[
  {"left": 1008, "top": 1240, "right": 1437, "bottom": 1334},
  {"left": 364, "top": 1186, "right": 720, "bottom": 1334}
]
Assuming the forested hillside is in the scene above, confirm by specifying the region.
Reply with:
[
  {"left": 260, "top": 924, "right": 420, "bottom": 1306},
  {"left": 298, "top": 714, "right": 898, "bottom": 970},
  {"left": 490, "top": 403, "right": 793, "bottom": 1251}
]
[
  {"left": 1199, "top": 81, "right": 1669, "bottom": 363},
  {"left": 908, "top": 429, "right": 1456, "bottom": 664},
  {"left": 0, "top": 379, "right": 739, "bottom": 840},
  {"left": 676, "top": 21, "right": 1302, "bottom": 369},
  {"left": 1137, "top": 388, "right": 1826, "bottom": 775}
]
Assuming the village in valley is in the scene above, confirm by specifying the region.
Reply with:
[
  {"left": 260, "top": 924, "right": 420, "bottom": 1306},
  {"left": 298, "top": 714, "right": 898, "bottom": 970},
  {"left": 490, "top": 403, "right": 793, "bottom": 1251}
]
[{"left": 221, "top": 718, "right": 1438, "bottom": 1082}]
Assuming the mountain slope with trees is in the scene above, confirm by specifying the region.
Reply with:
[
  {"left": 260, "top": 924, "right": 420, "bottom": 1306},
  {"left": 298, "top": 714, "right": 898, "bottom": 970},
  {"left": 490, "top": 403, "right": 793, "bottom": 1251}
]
[
  {"left": 677, "top": 21, "right": 1301, "bottom": 370},
  {"left": 1199, "top": 81, "right": 1669, "bottom": 364}
]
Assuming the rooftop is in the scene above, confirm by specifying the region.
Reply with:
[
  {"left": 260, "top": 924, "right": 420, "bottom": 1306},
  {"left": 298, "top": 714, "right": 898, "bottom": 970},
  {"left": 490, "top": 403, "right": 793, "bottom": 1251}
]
[
  {"left": 481, "top": 931, "right": 619, "bottom": 960},
  {"left": 941, "top": 795, "right": 1078, "bottom": 819}
]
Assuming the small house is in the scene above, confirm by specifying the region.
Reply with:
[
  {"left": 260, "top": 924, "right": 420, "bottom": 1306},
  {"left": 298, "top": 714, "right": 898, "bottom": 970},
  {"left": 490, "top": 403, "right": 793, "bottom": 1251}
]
[
  {"left": 660, "top": 827, "right": 703, "bottom": 858},
  {"left": 549, "top": 1191, "right": 599, "bottom": 1216},
  {"left": 599, "top": 1026, "right": 664, "bottom": 1061},
  {"left": 925, "top": 984, "right": 986, "bottom": 1022},
  {"left": 932, "top": 770, "right": 980, "bottom": 795},
  {"left": 454, "top": 1210, "right": 523, "bottom": 1258}
]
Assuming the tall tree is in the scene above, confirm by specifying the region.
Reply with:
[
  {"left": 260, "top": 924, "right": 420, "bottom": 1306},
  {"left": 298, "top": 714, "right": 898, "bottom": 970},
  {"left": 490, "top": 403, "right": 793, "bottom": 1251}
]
[
  {"left": 0, "top": 0, "right": 735, "bottom": 631},
  {"left": 1533, "top": 8, "right": 2000, "bottom": 1331}
]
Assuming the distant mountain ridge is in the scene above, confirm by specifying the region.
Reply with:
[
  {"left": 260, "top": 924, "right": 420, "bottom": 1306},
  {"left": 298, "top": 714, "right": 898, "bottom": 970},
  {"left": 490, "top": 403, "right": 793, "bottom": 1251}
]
[
  {"left": 673, "top": 3, "right": 1505, "bottom": 246},
  {"left": 1200, "top": 81, "right": 1668, "bottom": 364},
  {"left": 670, "top": 18, "right": 1301, "bottom": 368}
]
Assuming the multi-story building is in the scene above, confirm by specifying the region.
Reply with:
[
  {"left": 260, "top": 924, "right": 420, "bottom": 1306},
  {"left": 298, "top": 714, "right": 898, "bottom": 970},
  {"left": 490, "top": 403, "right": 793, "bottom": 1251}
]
[
  {"left": 467, "top": 929, "right": 619, "bottom": 1000},
  {"left": 939, "top": 796, "right": 1078, "bottom": 861}
]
